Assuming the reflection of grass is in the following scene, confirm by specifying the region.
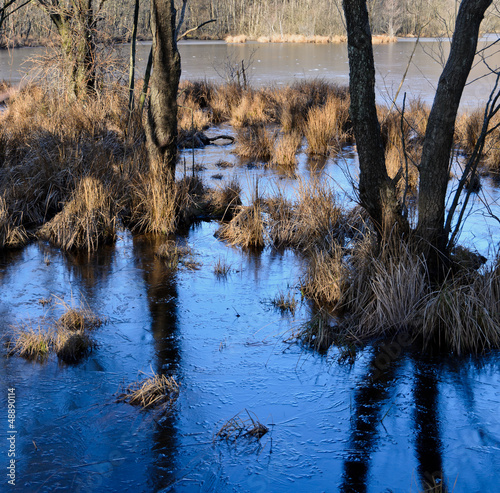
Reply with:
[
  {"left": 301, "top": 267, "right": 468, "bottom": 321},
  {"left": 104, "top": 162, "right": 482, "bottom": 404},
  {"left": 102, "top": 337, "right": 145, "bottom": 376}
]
[
  {"left": 155, "top": 241, "right": 201, "bottom": 271},
  {"left": 215, "top": 409, "right": 268, "bottom": 442},
  {"left": 117, "top": 371, "right": 180, "bottom": 410}
]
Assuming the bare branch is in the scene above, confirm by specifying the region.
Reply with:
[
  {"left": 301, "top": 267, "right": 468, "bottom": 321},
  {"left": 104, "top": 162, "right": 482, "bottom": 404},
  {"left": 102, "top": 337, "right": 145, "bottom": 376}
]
[{"left": 177, "top": 19, "right": 216, "bottom": 41}]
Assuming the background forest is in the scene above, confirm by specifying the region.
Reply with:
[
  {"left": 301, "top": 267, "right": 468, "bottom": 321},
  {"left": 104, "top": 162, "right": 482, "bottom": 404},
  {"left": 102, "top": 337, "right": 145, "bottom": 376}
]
[{"left": 3, "top": 0, "right": 500, "bottom": 48}]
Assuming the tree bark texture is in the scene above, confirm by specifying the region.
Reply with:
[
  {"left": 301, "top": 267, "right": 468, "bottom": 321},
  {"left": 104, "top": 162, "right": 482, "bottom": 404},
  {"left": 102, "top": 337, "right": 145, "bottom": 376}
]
[
  {"left": 146, "top": 0, "right": 181, "bottom": 178},
  {"left": 416, "top": 0, "right": 492, "bottom": 257},
  {"left": 342, "top": 0, "right": 404, "bottom": 237},
  {"left": 36, "top": 0, "right": 97, "bottom": 97}
]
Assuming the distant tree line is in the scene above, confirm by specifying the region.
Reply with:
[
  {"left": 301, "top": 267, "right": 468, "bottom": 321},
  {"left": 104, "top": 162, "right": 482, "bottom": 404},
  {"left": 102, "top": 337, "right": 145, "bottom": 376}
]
[{"left": 1, "top": 0, "right": 500, "bottom": 47}]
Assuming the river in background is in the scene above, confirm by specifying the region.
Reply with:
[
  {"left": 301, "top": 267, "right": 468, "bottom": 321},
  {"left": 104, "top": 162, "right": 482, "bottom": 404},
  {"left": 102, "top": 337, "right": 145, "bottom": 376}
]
[
  {"left": 2, "top": 37, "right": 500, "bottom": 109},
  {"left": 1, "top": 40, "right": 500, "bottom": 492}
]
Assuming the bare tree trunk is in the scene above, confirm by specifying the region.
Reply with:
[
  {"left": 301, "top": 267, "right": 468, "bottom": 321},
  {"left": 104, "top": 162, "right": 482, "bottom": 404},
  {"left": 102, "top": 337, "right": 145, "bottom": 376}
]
[
  {"left": 146, "top": 0, "right": 181, "bottom": 178},
  {"left": 416, "top": 0, "right": 492, "bottom": 270},
  {"left": 128, "top": 0, "right": 140, "bottom": 113},
  {"left": 343, "top": 0, "right": 405, "bottom": 238},
  {"left": 36, "top": 0, "right": 98, "bottom": 97}
]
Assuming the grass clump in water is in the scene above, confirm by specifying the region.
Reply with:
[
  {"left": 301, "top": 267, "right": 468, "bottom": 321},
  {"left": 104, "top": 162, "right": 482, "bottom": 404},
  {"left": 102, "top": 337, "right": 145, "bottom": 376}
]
[
  {"left": 214, "top": 409, "right": 269, "bottom": 442},
  {"left": 6, "top": 323, "right": 56, "bottom": 360},
  {"left": 214, "top": 257, "right": 232, "bottom": 278},
  {"left": 38, "top": 176, "right": 117, "bottom": 252},
  {"left": 268, "top": 289, "right": 298, "bottom": 315},
  {"left": 117, "top": 371, "right": 180, "bottom": 411}
]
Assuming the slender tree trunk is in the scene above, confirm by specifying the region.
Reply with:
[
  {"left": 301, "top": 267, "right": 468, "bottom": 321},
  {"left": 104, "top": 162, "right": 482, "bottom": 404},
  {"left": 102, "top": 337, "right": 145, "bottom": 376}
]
[
  {"left": 146, "top": 0, "right": 181, "bottom": 178},
  {"left": 416, "top": 0, "right": 492, "bottom": 269},
  {"left": 128, "top": 0, "right": 140, "bottom": 113},
  {"left": 343, "top": 0, "right": 405, "bottom": 237}
]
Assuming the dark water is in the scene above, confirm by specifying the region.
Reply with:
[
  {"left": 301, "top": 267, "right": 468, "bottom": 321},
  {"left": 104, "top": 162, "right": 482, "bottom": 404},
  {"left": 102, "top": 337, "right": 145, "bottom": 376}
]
[{"left": 1, "top": 136, "right": 500, "bottom": 492}]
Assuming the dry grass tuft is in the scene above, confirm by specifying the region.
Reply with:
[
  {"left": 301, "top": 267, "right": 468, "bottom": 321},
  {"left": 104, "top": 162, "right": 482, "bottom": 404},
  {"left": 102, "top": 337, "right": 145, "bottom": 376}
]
[
  {"left": 117, "top": 371, "right": 180, "bottom": 410},
  {"left": 288, "top": 310, "right": 336, "bottom": 353},
  {"left": 55, "top": 328, "right": 97, "bottom": 363},
  {"left": 271, "top": 131, "right": 302, "bottom": 171},
  {"left": 421, "top": 268, "right": 500, "bottom": 355},
  {"left": 372, "top": 35, "right": 397, "bottom": 44},
  {"left": 217, "top": 202, "right": 266, "bottom": 249},
  {"left": 37, "top": 176, "right": 117, "bottom": 252},
  {"left": 300, "top": 241, "right": 349, "bottom": 307},
  {"left": 0, "top": 195, "right": 28, "bottom": 249},
  {"left": 214, "top": 257, "right": 232, "bottom": 278},
  {"left": 205, "top": 179, "right": 242, "bottom": 219},
  {"left": 234, "top": 124, "right": 276, "bottom": 161},
  {"left": 215, "top": 409, "right": 268, "bottom": 441},
  {"left": 269, "top": 289, "right": 298, "bottom": 315},
  {"left": 6, "top": 324, "right": 56, "bottom": 360},
  {"left": 305, "top": 95, "right": 351, "bottom": 155},
  {"left": 230, "top": 90, "right": 272, "bottom": 128}
]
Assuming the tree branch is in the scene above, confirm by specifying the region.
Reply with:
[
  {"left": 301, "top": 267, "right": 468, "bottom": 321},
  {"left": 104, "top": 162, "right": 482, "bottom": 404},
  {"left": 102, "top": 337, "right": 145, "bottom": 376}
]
[{"left": 177, "top": 19, "right": 216, "bottom": 41}]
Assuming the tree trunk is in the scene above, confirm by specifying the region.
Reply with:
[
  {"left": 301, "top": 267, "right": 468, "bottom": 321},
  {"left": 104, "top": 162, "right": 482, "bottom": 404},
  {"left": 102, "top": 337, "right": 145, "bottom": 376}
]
[
  {"left": 146, "top": 0, "right": 181, "bottom": 178},
  {"left": 36, "top": 0, "right": 97, "bottom": 97},
  {"left": 416, "top": 0, "right": 492, "bottom": 270},
  {"left": 343, "top": 0, "right": 405, "bottom": 238}
]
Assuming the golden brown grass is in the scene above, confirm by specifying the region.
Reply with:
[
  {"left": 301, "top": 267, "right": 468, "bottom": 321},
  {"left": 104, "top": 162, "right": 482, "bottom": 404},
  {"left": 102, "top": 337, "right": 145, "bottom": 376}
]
[
  {"left": 6, "top": 323, "right": 56, "bottom": 360},
  {"left": 217, "top": 202, "right": 266, "bottom": 249},
  {"left": 117, "top": 371, "right": 180, "bottom": 410},
  {"left": 234, "top": 124, "right": 276, "bottom": 161},
  {"left": 214, "top": 257, "right": 232, "bottom": 278},
  {"left": 271, "top": 131, "right": 302, "bottom": 171},
  {"left": 269, "top": 289, "right": 298, "bottom": 315},
  {"left": 305, "top": 95, "right": 351, "bottom": 155},
  {"left": 372, "top": 35, "right": 398, "bottom": 44},
  {"left": 38, "top": 176, "right": 117, "bottom": 251},
  {"left": 230, "top": 90, "right": 273, "bottom": 128},
  {"left": 5, "top": 294, "right": 102, "bottom": 362},
  {"left": 225, "top": 35, "right": 247, "bottom": 43}
]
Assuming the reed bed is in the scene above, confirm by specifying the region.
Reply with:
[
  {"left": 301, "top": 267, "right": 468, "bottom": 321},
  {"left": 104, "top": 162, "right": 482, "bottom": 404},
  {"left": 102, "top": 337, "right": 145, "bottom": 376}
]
[{"left": 117, "top": 372, "right": 180, "bottom": 410}]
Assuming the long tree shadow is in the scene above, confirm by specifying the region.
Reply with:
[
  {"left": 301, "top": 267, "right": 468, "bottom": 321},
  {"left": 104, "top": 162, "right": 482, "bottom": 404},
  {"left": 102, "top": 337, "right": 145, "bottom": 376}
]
[
  {"left": 412, "top": 357, "right": 445, "bottom": 491},
  {"left": 340, "top": 345, "right": 448, "bottom": 493},
  {"left": 132, "top": 233, "right": 182, "bottom": 492},
  {"left": 340, "top": 344, "right": 403, "bottom": 493}
]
